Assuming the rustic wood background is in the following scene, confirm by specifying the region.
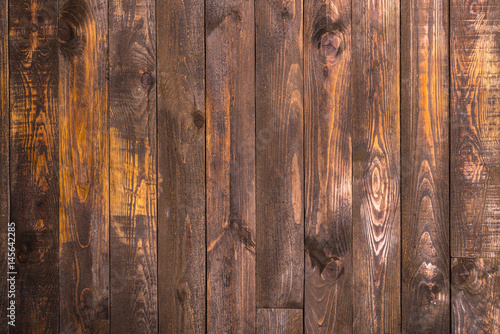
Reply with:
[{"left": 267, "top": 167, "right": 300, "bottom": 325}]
[{"left": 0, "top": 0, "right": 499, "bottom": 333}]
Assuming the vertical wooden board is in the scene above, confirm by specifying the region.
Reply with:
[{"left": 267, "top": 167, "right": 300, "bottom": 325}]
[
  {"left": 157, "top": 0, "right": 205, "bottom": 332},
  {"left": 256, "top": 308, "right": 303, "bottom": 334},
  {"left": 351, "top": 0, "right": 401, "bottom": 332},
  {"left": 9, "top": 0, "right": 59, "bottom": 332},
  {"left": 255, "top": 0, "right": 304, "bottom": 308},
  {"left": 58, "top": 0, "right": 109, "bottom": 333},
  {"left": 451, "top": 258, "right": 500, "bottom": 333},
  {"left": 450, "top": 0, "right": 500, "bottom": 257},
  {"left": 109, "top": 0, "right": 157, "bottom": 332},
  {"left": 303, "top": 0, "right": 352, "bottom": 332},
  {"left": 401, "top": 0, "right": 450, "bottom": 332},
  {"left": 206, "top": 0, "right": 256, "bottom": 332}
]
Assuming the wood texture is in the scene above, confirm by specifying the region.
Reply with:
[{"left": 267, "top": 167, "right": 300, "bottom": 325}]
[
  {"left": 255, "top": 0, "right": 304, "bottom": 309},
  {"left": 351, "top": 0, "right": 401, "bottom": 332},
  {"left": 58, "top": 0, "right": 109, "bottom": 333},
  {"left": 256, "top": 308, "right": 303, "bottom": 334},
  {"left": 450, "top": 0, "right": 500, "bottom": 257},
  {"left": 401, "top": 0, "right": 450, "bottom": 332},
  {"left": 205, "top": 0, "right": 256, "bottom": 331},
  {"left": 303, "top": 0, "right": 352, "bottom": 332},
  {"left": 452, "top": 258, "right": 500, "bottom": 333},
  {"left": 109, "top": 0, "right": 157, "bottom": 331},
  {"left": 157, "top": 0, "right": 206, "bottom": 331},
  {"left": 9, "top": 0, "right": 59, "bottom": 331}
]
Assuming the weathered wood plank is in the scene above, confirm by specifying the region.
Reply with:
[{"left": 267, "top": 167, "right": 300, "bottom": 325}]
[
  {"left": 401, "top": 0, "right": 450, "bottom": 332},
  {"left": 9, "top": 0, "right": 59, "bottom": 331},
  {"left": 303, "top": 0, "right": 352, "bottom": 332},
  {"left": 157, "top": 0, "right": 205, "bottom": 331},
  {"left": 352, "top": 0, "right": 401, "bottom": 332},
  {"left": 450, "top": 0, "right": 500, "bottom": 257},
  {"left": 58, "top": 0, "right": 109, "bottom": 332},
  {"left": 452, "top": 258, "right": 500, "bottom": 333},
  {"left": 256, "top": 0, "right": 304, "bottom": 309},
  {"left": 109, "top": 0, "right": 157, "bottom": 331},
  {"left": 256, "top": 308, "right": 303, "bottom": 334},
  {"left": 206, "top": 0, "right": 256, "bottom": 331}
]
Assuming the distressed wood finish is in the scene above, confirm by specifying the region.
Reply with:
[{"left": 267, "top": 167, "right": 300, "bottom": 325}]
[
  {"left": 401, "top": 0, "right": 450, "bottom": 332},
  {"left": 450, "top": 0, "right": 500, "bottom": 257},
  {"left": 452, "top": 258, "right": 500, "bottom": 333},
  {"left": 256, "top": 308, "right": 303, "bottom": 334},
  {"left": 256, "top": 0, "right": 304, "bottom": 309},
  {"left": 157, "top": 0, "right": 206, "bottom": 331},
  {"left": 9, "top": 0, "right": 59, "bottom": 332},
  {"left": 206, "top": 0, "right": 256, "bottom": 331},
  {"left": 58, "top": 0, "right": 109, "bottom": 332},
  {"left": 109, "top": 0, "right": 157, "bottom": 332},
  {"left": 303, "top": 0, "right": 352, "bottom": 332},
  {"left": 352, "top": 0, "right": 401, "bottom": 332}
]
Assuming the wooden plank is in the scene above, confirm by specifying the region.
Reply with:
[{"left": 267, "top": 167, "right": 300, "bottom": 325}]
[
  {"left": 0, "top": 0, "right": 8, "bottom": 331},
  {"left": 450, "top": 0, "right": 500, "bottom": 257},
  {"left": 256, "top": 308, "right": 303, "bottom": 334},
  {"left": 303, "top": 0, "right": 352, "bottom": 332},
  {"left": 108, "top": 0, "right": 157, "bottom": 332},
  {"left": 452, "top": 258, "right": 500, "bottom": 333},
  {"left": 351, "top": 0, "right": 401, "bottom": 332},
  {"left": 205, "top": 0, "right": 256, "bottom": 331},
  {"left": 157, "top": 0, "right": 205, "bottom": 331},
  {"left": 8, "top": 0, "right": 59, "bottom": 331},
  {"left": 255, "top": 0, "right": 304, "bottom": 308},
  {"left": 400, "top": 0, "right": 450, "bottom": 332},
  {"left": 58, "top": 0, "right": 109, "bottom": 333}
]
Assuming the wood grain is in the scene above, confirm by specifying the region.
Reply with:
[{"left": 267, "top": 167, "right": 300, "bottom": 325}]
[
  {"left": 452, "top": 258, "right": 500, "bottom": 333},
  {"left": 58, "top": 0, "right": 109, "bottom": 332},
  {"left": 9, "top": 0, "right": 59, "bottom": 331},
  {"left": 401, "top": 0, "right": 450, "bottom": 332},
  {"left": 109, "top": 0, "right": 157, "bottom": 332},
  {"left": 450, "top": 0, "right": 500, "bottom": 257},
  {"left": 157, "top": 0, "right": 205, "bottom": 331},
  {"left": 255, "top": 0, "right": 304, "bottom": 309},
  {"left": 303, "top": 0, "right": 352, "bottom": 332},
  {"left": 256, "top": 308, "right": 303, "bottom": 334},
  {"left": 206, "top": 0, "right": 256, "bottom": 331},
  {"left": 351, "top": 0, "right": 401, "bottom": 332}
]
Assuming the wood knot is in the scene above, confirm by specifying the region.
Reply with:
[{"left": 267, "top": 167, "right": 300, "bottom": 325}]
[
  {"left": 30, "top": 24, "right": 39, "bottom": 33},
  {"left": 192, "top": 112, "right": 205, "bottom": 130},
  {"left": 452, "top": 261, "right": 474, "bottom": 285},
  {"left": 58, "top": 19, "right": 74, "bottom": 42},
  {"left": 321, "top": 257, "right": 344, "bottom": 281},
  {"left": 469, "top": 0, "right": 479, "bottom": 15},
  {"left": 17, "top": 245, "right": 29, "bottom": 263},
  {"left": 323, "top": 66, "right": 328, "bottom": 77},
  {"left": 320, "top": 32, "right": 341, "bottom": 58},
  {"left": 141, "top": 72, "right": 154, "bottom": 86}
]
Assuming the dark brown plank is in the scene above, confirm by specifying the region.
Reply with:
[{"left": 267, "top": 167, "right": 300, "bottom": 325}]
[
  {"left": 450, "top": 0, "right": 500, "bottom": 257},
  {"left": 58, "top": 0, "right": 109, "bottom": 332},
  {"left": 401, "top": 0, "right": 450, "bottom": 332},
  {"left": 452, "top": 258, "right": 500, "bottom": 333},
  {"left": 206, "top": 0, "right": 256, "bottom": 331},
  {"left": 303, "top": 0, "right": 352, "bottom": 332},
  {"left": 0, "top": 0, "right": 8, "bottom": 331},
  {"left": 255, "top": 0, "right": 304, "bottom": 309},
  {"left": 9, "top": 0, "right": 59, "bottom": 332},
  {"left": 256, "top": 308, "right": 303, "bottom": 334},
  {"left": 109, "top": 0, "right": 157, "bottom": 332},
  {"left": 351, "top": 0, "right": 401, "bottom": 332},
  {"left": 157, "top": 0, "right": 205, "bottom": 331}
]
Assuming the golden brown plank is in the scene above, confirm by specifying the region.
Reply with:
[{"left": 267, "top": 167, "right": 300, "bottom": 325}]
[
  {"left": 452, "top": 258, "right": 500, "bottom": 333},
  {"left": 157, "top": 0, "right": 205, "bottom": 331},
  {"left": 109, "top": 0, "right": 157, "bottom": 331},
  {"left": 303, "top": 0, "right": 352, "bottom": 332},
  {"left": 450, "top": 0, "right": 500, "bottom": 257},
  {"left": 206, "top": 0, "right": 256, "bottom": 331},
  {"left": 401, "top": 0, "right": 450, "bottom": 332},
  {"left": 256, "top": 308, "right": 303, "bottom": 334},
  {"left": 58, "top": 0, "right": 109, "bottom": 332},
  {"left": 352, "top": 0, "right": 401, "bottom": 332},
  {"left": 256, "top": 0, "right": 304, "bottom": 309}
]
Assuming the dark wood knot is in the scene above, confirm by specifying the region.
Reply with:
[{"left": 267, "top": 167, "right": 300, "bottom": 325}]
[
  {"left": 321, "top": 257, "right": 344, "bottom": 281},
  {"left": 141, "top": 72, "right": 154, "bottom": 86},
  {"left": 193, "top": 112, "right": 205, "bottom": 130},
  {"left": 58, "top": 19, "right": 74, "bottom": 42},
  {"left": 320, "top": 32, "right": 341, "bottom": 58},
  {"left": 30, "top": 24, "right": 39, "bottom": 33},
  {"left": 452, "top": 261, "right": 474, "bottom": 285}
]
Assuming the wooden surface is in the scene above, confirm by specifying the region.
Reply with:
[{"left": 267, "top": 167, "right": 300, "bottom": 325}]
[
  {"left": 401, "top": 0, "right": 450, "bottom": 332},
  {"left": 1, "top": 0, "right": 500, "bottom": 332}
]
